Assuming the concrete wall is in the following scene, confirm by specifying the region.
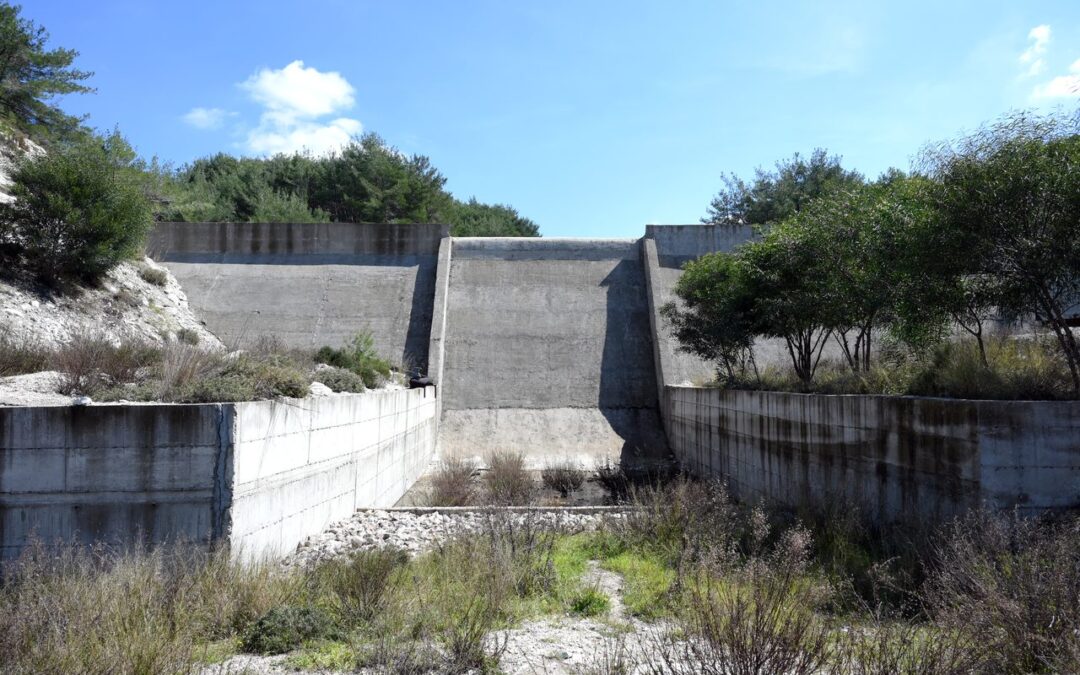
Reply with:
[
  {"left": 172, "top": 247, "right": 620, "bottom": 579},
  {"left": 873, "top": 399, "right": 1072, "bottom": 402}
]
[
  {"left": 1, "top": 404, "right": 232, "bottom": 560},
  {"left": 438, "top": 237, "right": 669, "bottom": 467},
  {"left": 0, "top": 387, "right": 438, "bottom": 560},
  {"left": 642, "top": 225, "right": 756, "bottom": 391},
  {"left": 149, "top": 222, "right": 448, "bottom": 370},
  {"left": 665, "top": 386, "right": 1080, "bottom": 521},
  {"left": 229, "top": 388, "right": 437, "bottom": 560}
]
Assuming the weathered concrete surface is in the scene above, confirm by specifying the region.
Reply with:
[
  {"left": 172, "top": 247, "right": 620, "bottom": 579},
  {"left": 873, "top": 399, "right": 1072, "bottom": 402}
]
[
  {"left": 0, "top": 404, "right": 231, "bottom": 560},
  {"left": 0, "top": 387, "right": 438, "bottom": 561},
  {"left": 642, "top": 225, "right": 756, "bottom": 390},
  {"left": 149, "top": 222, "right": 448, "bottom": 369},
  {"left": 230, "top": 387, "right": 437, "bottom": 560},
  {"left": 439, "top": 238, "right": 668, "bottom": 467},
  {"left": 665, "top": 386, "right": 1080, "bottom": 520}
]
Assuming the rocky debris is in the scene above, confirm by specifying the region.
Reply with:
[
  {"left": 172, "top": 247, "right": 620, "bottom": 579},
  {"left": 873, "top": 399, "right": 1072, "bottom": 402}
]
[
  {"left": 288, "top": 508, "right": 620, "bottom": 567},
  {"left": 307, "top": 381, "right": 334, "bottom": 397},
  {"left": 0, "top": 257, "right": 222, "bottom": 350}
]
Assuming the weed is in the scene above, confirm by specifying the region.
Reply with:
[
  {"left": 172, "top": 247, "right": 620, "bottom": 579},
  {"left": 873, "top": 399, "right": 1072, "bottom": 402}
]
[
  {"left": 424, "top": 457, "right": 476, "bottom": 506},
  {"left": 240, "top": 604, "right": 339, "bottom": 655},
  {"left": 54, "top": 335, "right": 161, "bottom": 396},
  {"left": 315, "top": 331, "right": 392, "bottom": 388},
  {"left": 595, "top": 461, "right": 631, "bottom": 503},
  {"left": 484, "top": 450, "right": 534, "bottom": 506},
  {"left": 176, "top": 327, "right": 200, "bottom": 345},
  {"left": 542, "top": 460, "right": 587, "bottom": 498},
  {"left": 313, "top": 365, "right": 366, "bottom": 393},
  {"left": 922, "top": 510, "right": 1080, "bottom": 673},
  {"left": 0, "top": 329, "right": 48, "bottom": 376},
  {"left": 315, "top": 548, "right": 408, "bottom": 624},
  {"left": 138, "top": 266, "right": 168, "bottom": 287},
  {"left": 570, "top": 587, "right": 611, "bottom": 617}
]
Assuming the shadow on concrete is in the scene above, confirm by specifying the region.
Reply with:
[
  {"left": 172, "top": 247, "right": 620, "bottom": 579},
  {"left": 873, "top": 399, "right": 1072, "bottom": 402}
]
[{"left": 599, "top": 258, "right": 670, "bottom": 468}]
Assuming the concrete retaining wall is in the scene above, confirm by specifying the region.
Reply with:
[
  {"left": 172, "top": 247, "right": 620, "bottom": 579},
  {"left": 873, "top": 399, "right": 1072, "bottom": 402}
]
[
  {"left": 0, "top": 387, "right": 437, "bottom": 560},
  {"left": 665, "top": 386, "right": 1080, "bottom": 520},
  {"left": 149, "top": 222, "right": 448, "bottom": 369},
  {"left": 438, "top": 237, "right": 668, "bottom": 467},
  {"left": 642, "top": 225, "right": 756, "bottom": 391}
]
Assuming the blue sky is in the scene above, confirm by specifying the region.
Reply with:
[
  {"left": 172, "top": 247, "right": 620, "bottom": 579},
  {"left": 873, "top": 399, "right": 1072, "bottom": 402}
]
[{"left": 27, "top": 0, "right": 1080, "bottom": 237}]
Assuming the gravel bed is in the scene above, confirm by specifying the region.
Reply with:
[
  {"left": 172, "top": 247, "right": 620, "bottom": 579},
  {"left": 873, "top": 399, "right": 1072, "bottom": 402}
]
[{"left": 287, "top": 507, "right": 623, "bottom": 567}]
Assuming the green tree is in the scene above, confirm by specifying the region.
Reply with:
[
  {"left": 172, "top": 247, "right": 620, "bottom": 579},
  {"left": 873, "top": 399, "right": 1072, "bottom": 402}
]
[
  {"left": 662, "top": 251, "right": 758, "bottom": 382},
  {"left": 447, "top": 198, "right": 539, "bottom": 237},
  {"left": 312, "top": 133, "right": 452, "bottom": 223},
  {"left": 0, "top": 131, "right": 152, "bottom": 285},
  {"left": 0, "top": 3, "right": 93, "bottom": 140},
  {"left": 922, "top": 111, "right": 1080, "bottom": 393},
  {"left": 788, "top": 175, "right": 932, "bottom": 372},
  {"left": 739, "top": 221, "right": 838, "bottom": 381},
  {"left": 702, "top": 148, "right": 862, "bottom": 225}
]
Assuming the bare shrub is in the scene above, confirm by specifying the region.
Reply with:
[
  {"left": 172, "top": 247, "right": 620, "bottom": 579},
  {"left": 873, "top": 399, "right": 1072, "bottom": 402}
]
[
  {"left": 151, "top": 343, "right": 226, "bottom": 401},
  {"left": 648, "top": 568, "right": 834, "bottom": 675},
  {"left": 0, "top": 329, "right": 48, "bottom": 376},
  {"left": 314, "top": 548, "right": 408, "bottom": 623},
  {"left": 54, "top": 335, "right": 161, "bottom": 395},
  {"left": 595, "top": 461, "right": 631, "bottom": 502},
  {"left": 138, "top": 265, "right": 168, "bottom": 286},
  {"left": 922, "top": 509, "right": 1080, "bottom": 673},
  {"left": 832, "top": 617, "right": 986, "bottom": 675},
  {"left": 621, "top": 477, "right": 740, "bottom": 574},
  {"left": 541, "top": 460, "right": 587, "bottom": 498},
  {"left": 424, "top": 457, "right": 476, "bottom": 506},
  {"left": 483, "top": 450, "right": 534, "bottom": 505}
]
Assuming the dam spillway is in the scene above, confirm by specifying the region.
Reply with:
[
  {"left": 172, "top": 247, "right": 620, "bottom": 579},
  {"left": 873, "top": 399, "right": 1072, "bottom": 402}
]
[{"left": 150, "top": 222, "right": 754, "bottom": 466}]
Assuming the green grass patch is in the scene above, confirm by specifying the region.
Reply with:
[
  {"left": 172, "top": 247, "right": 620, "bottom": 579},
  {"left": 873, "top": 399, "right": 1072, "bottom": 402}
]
[
  {"left": 569, "top": 588, "right": 610, "bottom": 617},
  {"left": 601, "top": 551, "right": 674, "bottom": 620},
  {"left": 283, "top": 639, "right": 359, "bottom": 670}
]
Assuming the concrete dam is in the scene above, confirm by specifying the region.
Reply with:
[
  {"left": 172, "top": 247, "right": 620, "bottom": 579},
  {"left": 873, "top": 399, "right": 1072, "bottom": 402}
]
[{"left": 150, "top": 222, "right": 753, "bottom": 466}]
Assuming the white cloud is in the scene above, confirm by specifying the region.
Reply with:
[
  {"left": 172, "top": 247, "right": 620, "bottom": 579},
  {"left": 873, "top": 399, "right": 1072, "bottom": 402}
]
[
  {"left": 245, "top": 117, "right": 362, "bottom": 156},
  {"left": 1032, "top": 58, "right": 1080, "bottom": 99},
  {"left": 182, "top": 107, "right": 233, "bottom": 130},
  {"left": 241, "top": 60, "right": 355, "bottom": 121},
  {"left": 239, "top": 60, "right": 361, "bottom": 156},
  {"left": 1019, "top": 24, "right": 1051, "bottom": 77}
]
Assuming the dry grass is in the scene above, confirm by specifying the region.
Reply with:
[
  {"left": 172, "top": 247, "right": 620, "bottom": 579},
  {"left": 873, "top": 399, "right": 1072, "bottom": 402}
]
[
  {"left": 0, "top": 328, "right": 49, "bottom": 376},
  {"left": 423, "top": 457, "right": 477, "bottom": 506},
  {"left": 53, "top": 334, "right": 161, "bottom": 396},
  {"left": 541, "top": 460, "right": 587, "bottom": 498},
  {"left": 0, "top": 542, "right": 302, "bottom": 674},
  {"left": 922, "top": 510, "right": 1080, "bottom": 673},
  {"left": 483, "top": 450, "right": 534, "bottom": 506}
]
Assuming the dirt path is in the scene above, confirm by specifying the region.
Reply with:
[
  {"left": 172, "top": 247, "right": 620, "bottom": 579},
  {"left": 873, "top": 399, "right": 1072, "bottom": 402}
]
[{"left": 492, "top": 561, "right": 658, "bottom": 674}]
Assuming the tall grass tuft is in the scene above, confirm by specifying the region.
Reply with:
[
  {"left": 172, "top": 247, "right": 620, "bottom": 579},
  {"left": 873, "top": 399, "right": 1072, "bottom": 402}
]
[
  {"left": 484, "top": 450, "right": 534, "bottom": 505},
  {"left": 423, "top": 456, "right": 477, "bottom": 506}
]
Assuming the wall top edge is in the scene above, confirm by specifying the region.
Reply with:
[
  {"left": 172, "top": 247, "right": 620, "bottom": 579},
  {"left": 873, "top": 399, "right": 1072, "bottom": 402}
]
[{"left": 0, "top": 387, "right": 436, "bottom": 414}]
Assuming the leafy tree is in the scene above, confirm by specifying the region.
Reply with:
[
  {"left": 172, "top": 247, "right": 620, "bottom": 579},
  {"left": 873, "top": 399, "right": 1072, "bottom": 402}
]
[
  {"left": 921, "top": 111, "right": 1080, "bottom": 394},
  {"left": 790, "top": 175, "right": 931, "bottom": 372},
  {"left": 0, "top": 130, "right": 152, "bottom": 285},
  {"left": 662, "top": 251, "right": 758, "bottom": 382},
  {"left": 447, "top": 198, "right": 539, "bottom": 237},
  {"left": 162, "top": 134, "right": 541, "bottom": 235},
  {"left": 311, "top": 133, "right": 452, "bottom": 223},
  {"left": 0, "top": 3, "right": 93, "bottom": 140},
  {"left": 702, "top": 148, "right": 862, "bottom": 225},
  {"left": 738, "top": 221, "right": 838, "bottom": 381}
]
